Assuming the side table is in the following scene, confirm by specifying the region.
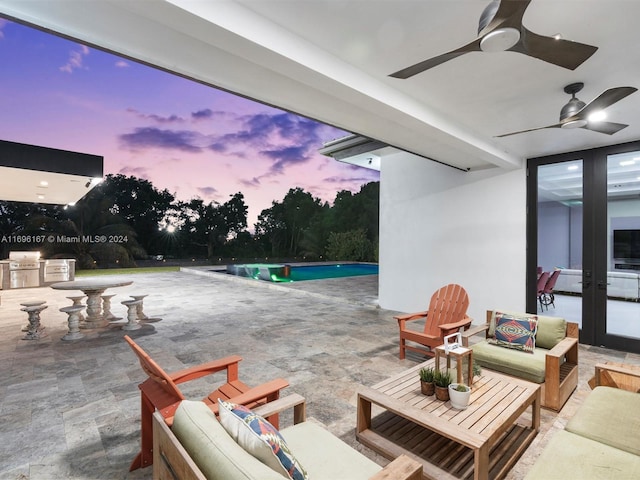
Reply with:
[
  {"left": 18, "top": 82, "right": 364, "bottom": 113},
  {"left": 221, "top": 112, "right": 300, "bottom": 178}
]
[{"left": 434, "top": 344, "right": 474, "bottom": 385}]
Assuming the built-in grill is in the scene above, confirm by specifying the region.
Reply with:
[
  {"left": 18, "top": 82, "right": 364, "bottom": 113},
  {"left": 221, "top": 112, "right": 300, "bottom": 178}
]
[{"left": 8, "top": 251, "right": 41, "bottom": 288}]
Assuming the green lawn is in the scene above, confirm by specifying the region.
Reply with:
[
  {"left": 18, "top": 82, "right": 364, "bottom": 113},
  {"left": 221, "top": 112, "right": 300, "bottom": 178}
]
[{"left": 75, "top": 266, "right": 181, "bottom": 276}]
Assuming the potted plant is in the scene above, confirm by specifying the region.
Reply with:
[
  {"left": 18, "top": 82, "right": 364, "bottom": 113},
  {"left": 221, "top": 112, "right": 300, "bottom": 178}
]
[
  {"left": 449, "top": 383, "right": 472, "bottom": 409},
  {"left": 472, "top": 360, "right": 482, "bottom": 380},
  {"left": 434, "top": 370, "right": 452, "bottom": 401},
  {"left": 419, "top": 366, "right": 435, "bottom": 396}
]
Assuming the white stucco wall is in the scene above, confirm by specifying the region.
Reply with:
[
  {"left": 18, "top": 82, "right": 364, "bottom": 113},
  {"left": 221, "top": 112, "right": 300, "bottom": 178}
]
[{"left": 378, "top": 151, "right": 526, "bottom": 324}]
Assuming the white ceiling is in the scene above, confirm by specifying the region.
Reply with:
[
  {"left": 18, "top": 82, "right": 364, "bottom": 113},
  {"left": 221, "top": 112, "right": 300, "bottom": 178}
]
[{"left": 1, "top": 0, "right": 640, "bottom": 174}]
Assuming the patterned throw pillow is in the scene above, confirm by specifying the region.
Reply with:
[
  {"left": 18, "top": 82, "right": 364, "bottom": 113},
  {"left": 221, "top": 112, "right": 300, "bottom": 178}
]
[
  {"left": 489, "top": 313, "right": 538, "bottom": 353},
  {"left": 218, "top": 399, "right": 308, "bottom": 480}
]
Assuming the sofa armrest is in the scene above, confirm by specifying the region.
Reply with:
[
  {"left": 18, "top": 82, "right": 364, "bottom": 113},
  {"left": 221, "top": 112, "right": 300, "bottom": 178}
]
[
  {"left": 461, "top": 323, "right": 489, "bottom": 346},
  {"left": 253, "top": 393, "right": 306, "bottom": 425},
  {"left": 595, "top": 362, "right": 640, "bottom": 392},
  {"left": 368, "top": 454, "right": 422, "bottom": 480},
  {"left": 546, "top": 336, "right": 578, "bottom": 359}
]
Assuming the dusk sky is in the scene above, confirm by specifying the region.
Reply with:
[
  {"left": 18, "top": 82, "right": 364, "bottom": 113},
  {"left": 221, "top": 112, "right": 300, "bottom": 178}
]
[{"left": 0, "top": 18, "right": 379, "bottom": 228}]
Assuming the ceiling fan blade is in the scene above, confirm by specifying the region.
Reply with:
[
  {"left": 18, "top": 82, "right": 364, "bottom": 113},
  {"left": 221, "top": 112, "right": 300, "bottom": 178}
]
[
  {"left": 509, "top": 27, "right": 598, "bottom": 70},
  {"left": 479, "top": 0, "right": 531, "bottom": 35},
  {"left": 495, "top": 123, "right": 562, "bottom": 138},
  {"left": 577, "top": 87, "right": 638, "bottom": 119},
  {"left": 583, "top": 121, "right": 629, "bottom": 135},
  {"left": 389, "top": 38, "right": 481, "bottom": 79}
]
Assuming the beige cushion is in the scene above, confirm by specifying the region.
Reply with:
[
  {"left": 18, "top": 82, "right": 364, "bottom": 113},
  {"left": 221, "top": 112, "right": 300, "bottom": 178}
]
[
  {"left": 281, "top": 421, "right": 382, "bottom": 480},
  {"left": 172, "top": 400, "right": 283, "bottom": 480},
  {"left": 471, "top": 340, "right": 547, "bottom": 383},
  {"left": 525, "top": 430, "right": 640, "bottom": 480},
  {"left": 565, "top": 386, "right": 640, "bottom": 456},
  {"left": 488, "top": 310, "right": 566, "bottom": 349}
]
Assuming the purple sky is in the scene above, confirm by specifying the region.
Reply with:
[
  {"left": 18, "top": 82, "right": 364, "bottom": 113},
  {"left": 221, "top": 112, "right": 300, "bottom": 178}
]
[{"left": 0, "top": 18, "right": 379, "bottom": 227}]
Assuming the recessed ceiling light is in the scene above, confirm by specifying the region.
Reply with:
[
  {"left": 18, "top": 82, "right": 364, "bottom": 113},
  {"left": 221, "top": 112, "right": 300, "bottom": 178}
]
[
  {"left": 567, "top": 165, "right": 579, "bottom": 171},
  {"left": 36, "top": 194, "right": 45, "bottom": 200},
  {"left": 553, "top": 33, "right": 563, "bottom": 40},
  {"left": 39, "top": 180, "right": 49, "bottom": 186},
  {"left": 620, "top": 160, "right": 636, "bottom": 166}
]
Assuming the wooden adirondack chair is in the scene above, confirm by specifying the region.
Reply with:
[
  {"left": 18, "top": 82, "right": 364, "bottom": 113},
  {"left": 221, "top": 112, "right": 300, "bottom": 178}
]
[
  {"left": 395, "top": 284, "right": 472, "bottom": 359},
  {"left": 124, "top": 335, "right": 289, "bottom": 471}
]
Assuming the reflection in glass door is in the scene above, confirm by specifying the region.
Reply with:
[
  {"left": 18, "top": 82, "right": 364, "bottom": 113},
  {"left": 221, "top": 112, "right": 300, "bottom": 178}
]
[
  {"left": 606, "top": 152, "right": 640, "bottom": 343},
  {"left": 537, "top": 160, "right": 583, "bottom": 328}
]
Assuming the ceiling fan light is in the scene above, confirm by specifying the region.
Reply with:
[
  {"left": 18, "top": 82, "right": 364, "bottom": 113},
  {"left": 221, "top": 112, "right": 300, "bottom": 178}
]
[
  {"left": 480, "top": 28, "right": 520, "bottom": 52},
  {"left": 588, "top": 110, "right": 607, "bottom": 122},
  {"left": 561, "top": 119, "right": 588, "bottom": 129}
]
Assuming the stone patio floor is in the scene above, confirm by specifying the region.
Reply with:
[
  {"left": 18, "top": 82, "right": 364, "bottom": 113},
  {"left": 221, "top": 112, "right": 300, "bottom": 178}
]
[{"left": 0, "top": 267, "right": 638, "bottom": 479}]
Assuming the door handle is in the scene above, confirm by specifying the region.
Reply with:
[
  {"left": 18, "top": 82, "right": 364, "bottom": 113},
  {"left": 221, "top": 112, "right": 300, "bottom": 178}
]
[{"left": 597, "top": 281, "right": 608, "bottom": 290}]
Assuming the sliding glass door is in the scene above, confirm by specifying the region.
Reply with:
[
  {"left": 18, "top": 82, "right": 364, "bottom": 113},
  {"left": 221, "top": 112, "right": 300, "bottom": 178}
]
[{"left": 529, "top": 141, "right": 640, "bottom": 353}]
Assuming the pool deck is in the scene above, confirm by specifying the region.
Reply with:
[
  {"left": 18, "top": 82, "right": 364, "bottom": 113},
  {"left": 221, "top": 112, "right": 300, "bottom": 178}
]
[{"left": 0, "top": 267, "right": 637, "bottom": 479}]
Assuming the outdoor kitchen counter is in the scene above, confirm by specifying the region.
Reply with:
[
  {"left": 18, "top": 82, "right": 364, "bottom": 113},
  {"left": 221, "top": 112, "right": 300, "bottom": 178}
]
[{"left": 51, "top": 279, "right": 133, "bottom": 328}]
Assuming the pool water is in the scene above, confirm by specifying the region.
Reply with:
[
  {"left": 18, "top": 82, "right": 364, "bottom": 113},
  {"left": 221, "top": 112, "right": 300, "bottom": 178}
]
[
  {"left": 282, "top": 263, "right": 378, "bottom": 282},
  {"left": 224, "top": 263, "right": 378, "bottom": 282}
]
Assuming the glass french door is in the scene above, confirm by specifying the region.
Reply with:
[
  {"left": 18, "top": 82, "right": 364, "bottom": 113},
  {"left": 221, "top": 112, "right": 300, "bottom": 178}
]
[{"left": 528, "top": 141, "right": 640, "bottom": 353}]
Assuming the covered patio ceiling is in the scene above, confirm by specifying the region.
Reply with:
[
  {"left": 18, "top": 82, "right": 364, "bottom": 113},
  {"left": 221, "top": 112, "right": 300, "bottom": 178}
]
[{"left": 1, "top": 1, "right": 640, "bottom": 174}]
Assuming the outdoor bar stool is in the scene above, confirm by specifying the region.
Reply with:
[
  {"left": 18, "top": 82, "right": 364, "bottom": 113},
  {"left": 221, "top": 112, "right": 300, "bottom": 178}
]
[
  {"left": 101, "top": 294, "right": 121, "bottom": 321},
  {"left": 21, "top": 303, "right": 48, "bottom": 340},
  {"left": 66, "top": 295, "right": 86, "bottom": 323},
  {"left": 20, "top": 300, "right": 47, "bottom": 332},
  {"left": 121, "top": 299, "right": 142, "bottom": 331},
  {"left": 60, "top": 305, "right": 86, "bottom": 341},
  {"left": 130, "top": 294, "right": 161, "bottom": 322}
]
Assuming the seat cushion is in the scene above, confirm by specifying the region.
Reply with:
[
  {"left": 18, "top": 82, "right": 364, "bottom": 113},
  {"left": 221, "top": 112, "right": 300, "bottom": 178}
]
[
  {"left": 471, "top": 340, "right": 547, "bottom": 383},
  {"left": 172, "top": 400, "right": 284, "bottom": 480},
  {"left": 565, "top": 386, "right": 640, "bottom": 456},
  {"left": 281, "top": 421, "right": 382, "bottom": 480},
  {"left": 524, "top": 430, "right": 640, "bottom": 480}
]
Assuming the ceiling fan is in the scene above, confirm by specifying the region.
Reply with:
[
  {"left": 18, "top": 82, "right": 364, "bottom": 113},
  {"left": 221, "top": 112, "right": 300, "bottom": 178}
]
[
  {"left": 390, "top": 0, "right": 598, "bottom": 79},
  {"left": 497, "top": 83, "right": 638, "bottom": 137}
]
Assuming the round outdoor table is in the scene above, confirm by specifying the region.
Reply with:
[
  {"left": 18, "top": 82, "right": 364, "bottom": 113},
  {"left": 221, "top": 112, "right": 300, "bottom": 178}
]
[{"left": 51, "top": 279, "right": 133, "bottom": 328}]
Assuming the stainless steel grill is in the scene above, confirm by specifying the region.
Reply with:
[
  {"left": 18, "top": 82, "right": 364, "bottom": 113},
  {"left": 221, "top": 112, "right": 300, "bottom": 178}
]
[{"left": 8, "top": 251, "right": 41, "bottom": 288}]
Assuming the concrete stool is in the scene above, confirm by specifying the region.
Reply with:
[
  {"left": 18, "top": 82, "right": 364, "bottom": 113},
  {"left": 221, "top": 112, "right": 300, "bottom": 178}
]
[
  {"left": 121, "top": 299, "right": 142, "bottom": 331},
  {"left": 20, "top": 300, "right": 47, "bottom": 332},
  {"left": 21, "top": 303, "right": 48, "bottom": 340},
  {"left": 60, "top": 305, "right": 86, "bottom": 341},
  {"left": 66, "top": 295, "right": 86, "bottom": 323},
  {"left": 130, "top": 295, "right": 162, "bottom": 322},
  {"left": 101, "top": 294, "right": 121, "bottom": 321}
]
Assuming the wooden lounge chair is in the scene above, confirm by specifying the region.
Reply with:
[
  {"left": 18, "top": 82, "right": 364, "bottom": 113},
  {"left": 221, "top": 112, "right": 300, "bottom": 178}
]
[
  {"left": 124, "top": 335, "right": 289, "bottom": 471},
  {"left": 395, "top": 283, "right": 472, "bottom": 359}
]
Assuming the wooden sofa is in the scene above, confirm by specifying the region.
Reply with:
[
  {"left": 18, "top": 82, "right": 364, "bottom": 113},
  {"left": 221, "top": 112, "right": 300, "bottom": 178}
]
[
  {"left": 525, "top": 363, "right": 640, "bottom": 479},
  {"left": 462, "top": 310, "right": 578, "bottom": 411},
  {"left": 152, "top": 393, "right": 423, "bottom": 480}
]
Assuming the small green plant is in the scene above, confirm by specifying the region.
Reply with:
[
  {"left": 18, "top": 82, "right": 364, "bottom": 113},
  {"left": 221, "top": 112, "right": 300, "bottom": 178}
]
[
  {"left": 454, "top": 384, "right": 469, "bottom": 392},
  {"left": 472, "top": 360, "right": 482, "bottom": 378},
  {"left": 434, "top": 370, "right": 453, "bottom": 388},
  {"left": 419, "top": 367, "right": 435, "bottom": 383}
]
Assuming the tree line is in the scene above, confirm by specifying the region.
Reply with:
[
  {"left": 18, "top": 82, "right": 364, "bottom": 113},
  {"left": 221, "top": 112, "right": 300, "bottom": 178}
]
[{"left": 0, "top": 174, "right": 379, "bottom": 268}]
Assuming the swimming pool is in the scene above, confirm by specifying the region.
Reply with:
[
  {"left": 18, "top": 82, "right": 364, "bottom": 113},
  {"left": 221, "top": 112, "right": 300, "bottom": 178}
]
[{"left": 224, "top": 263, "right": 378, "bottom": 282}]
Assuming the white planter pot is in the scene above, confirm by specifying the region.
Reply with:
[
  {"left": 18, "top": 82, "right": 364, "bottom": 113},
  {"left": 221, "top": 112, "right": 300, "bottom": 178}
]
[{"left": 448, "top": 383, "right": 471, "bottom": 410}]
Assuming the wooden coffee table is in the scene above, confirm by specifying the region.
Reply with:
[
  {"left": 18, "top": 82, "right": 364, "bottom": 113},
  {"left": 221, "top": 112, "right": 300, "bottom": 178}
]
[{"left": 356, "top": 360, "right": 540, "bottom": 480}]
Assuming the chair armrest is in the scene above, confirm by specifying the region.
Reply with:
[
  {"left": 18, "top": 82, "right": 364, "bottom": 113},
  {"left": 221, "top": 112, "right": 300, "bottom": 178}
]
[
  {"left": 213, "top": 378, "right": 290, "bottom": 408},
  {"left": 394, "top": 311, "right": 428, "bottom": 323},
  {"left": 439, "top": 316, "right": 473, "bottom": 333},
  {"left": 253, "top": 393, "right": 306, "bottom": 425},
  {"left": 368, "top": 454, "right": 422, "bottom": 480},
  {"left": 169, "top": 355, "right": 243, "bottom": 384},
  {"left": 461, "top": 323, "right": 489, "bottom": 346}
]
